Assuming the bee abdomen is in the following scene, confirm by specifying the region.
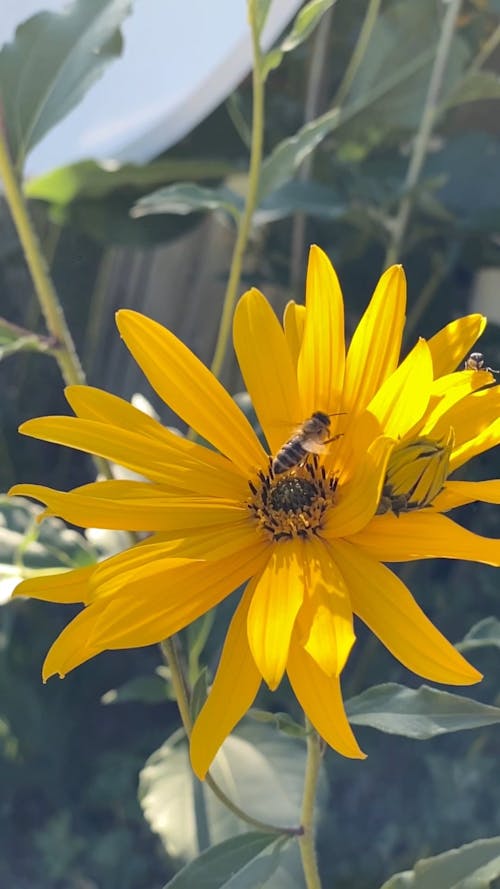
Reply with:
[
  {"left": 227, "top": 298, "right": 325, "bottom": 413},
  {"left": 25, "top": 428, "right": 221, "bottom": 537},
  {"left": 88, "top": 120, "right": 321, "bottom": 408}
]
[{"left": 272, "top": 438, "right": 306, "bottom": 474}]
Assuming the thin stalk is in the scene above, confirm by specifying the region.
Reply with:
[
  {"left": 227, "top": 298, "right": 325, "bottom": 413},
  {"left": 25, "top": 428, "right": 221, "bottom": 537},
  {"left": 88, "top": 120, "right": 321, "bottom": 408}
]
[
  {"left": 209, "top": 0, "right": 265, "bottom": 381},
  {"left": 160, "top": 638, "right": 298, "bottom": 837},
  {"left": 0, "top": 117, "right": 111, "bottom": 479},
  {"left": 298, "top": 719, "right": 323, "bottom": 889},
  {"left": 384, "top": 0, "right": 464, "bottom": 268},
  {"left": 333, "top": 0, "right": 382, "bottom": 107}
]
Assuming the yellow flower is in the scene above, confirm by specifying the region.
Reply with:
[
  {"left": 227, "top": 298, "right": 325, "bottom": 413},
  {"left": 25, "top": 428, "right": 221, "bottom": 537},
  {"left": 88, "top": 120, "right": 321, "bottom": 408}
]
[{"left": 10, "top": 246, "right": 497, "bottom": 780}]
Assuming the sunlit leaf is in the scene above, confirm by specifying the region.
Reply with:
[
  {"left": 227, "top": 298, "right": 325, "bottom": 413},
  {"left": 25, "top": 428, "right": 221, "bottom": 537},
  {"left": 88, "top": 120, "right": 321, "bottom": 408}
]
[
  {"left": 445, "top": 71, "right": 500, "bottom": 109},
  {"left": 346, "top": 683, "right": 500, "bottom": 739},
  {"left": 280, "top": 0, "right": 337, "bottom": 52},
  {"left": 161, "top": 832, "right": 285, "bottom": 889},
  {"left": 380, "top": 835, "right": 500, "bottom": 888},
  {"left": 0, "top": 0, "right": 131, "bottom": 170},
  {"left": 24, "top": 158, "right": 236, "bottom": 205},
  {"left": 456, "top": 617, "right": 500, "bottom": 652},
  {"left": 131, "top": 183, "right": 242, "bottom": 221}
]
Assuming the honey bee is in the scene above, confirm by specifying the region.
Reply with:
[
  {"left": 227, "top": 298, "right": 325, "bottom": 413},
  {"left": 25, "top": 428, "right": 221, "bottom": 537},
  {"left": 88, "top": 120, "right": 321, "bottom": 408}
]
[
  {"left": 272, "top": 411, "right": 343, "bottom": 475},
  {"left": 464, "top": 352, "right": 499, "bottom": 373}
]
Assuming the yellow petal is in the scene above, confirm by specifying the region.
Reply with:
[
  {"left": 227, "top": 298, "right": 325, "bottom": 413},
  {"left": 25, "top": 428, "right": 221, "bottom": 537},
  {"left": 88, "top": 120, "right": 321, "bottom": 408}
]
[
  {"left": 351, "top": 511, "right": 500, "bottom": 567},
  {"left": 43, "top": 600, "right": 109, "bottom": 680},
  {"left": 450, "top": 416, "right": 500, "bottom": 473},
  {"left": 427, "top": 314, "right": 486, "bottom": 378},
  {"left": 12, "top": 564, "right": 95, "bottom": 604},
  {"left": 283, "top": 301, "right": 306, "bottom": 369},
  {"left": 343, "top": 265, "right": 406, "bottom": 414},
  {"left": 246, "top": 540, "right": 304, "bottom": 690},
  {"left": 323, "top": 435, "right": 393, "bottom": 538},
  {"left": 190, "top": 583, "right": 261, "bottom": 779},
  {"left": 10, "top": 481, "right": 248, "bottom": 531},
  {"left": 297, "top": 245, "right": 345, "bottom": 415},
  {"left": 116, "top": 310, "right": 265, "bottom": 473},
  {"left": 89, "top": 542, "right": 269, "bottom": 649},
  {"left": 18, "top": 415, "right": 247, "bottom": 498},
  {"left": 295, "top": 537, "right": 354, "bottom": 677},
  {"left": 434, "top": 480, "right": 500, "bottom": 511},
  {"left": 366, "top": 338, "right": 432, "bottom": 438},
  {"left": 420, "top": 370, "right": 495, "bottom": 435},
  {"left": 332, "top": 539, "right": 482, "bottom": 685},
  {"left": 233, "top": 288, "right": 301, "bottom": 453},
  {"left": 287, "top": 637, "right": 365, "bottom": 759}
]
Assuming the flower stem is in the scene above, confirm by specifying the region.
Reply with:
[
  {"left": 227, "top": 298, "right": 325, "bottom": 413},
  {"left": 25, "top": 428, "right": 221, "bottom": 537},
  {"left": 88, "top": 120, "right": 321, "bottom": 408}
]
[
  {"left": 383, "top": 0, "right": 463, "bottom": 267},
  {"left": 209, "top": 0, "right": 265, "bottom": 381},
  {"left": 298, "top": 719, "right": 323, "bottom": 889},
  {"left": 0, "top": 112, "right": 111, "bottom": 480},
  {"left": 160, "top": 638, "right": 298, "bottom": 837}
]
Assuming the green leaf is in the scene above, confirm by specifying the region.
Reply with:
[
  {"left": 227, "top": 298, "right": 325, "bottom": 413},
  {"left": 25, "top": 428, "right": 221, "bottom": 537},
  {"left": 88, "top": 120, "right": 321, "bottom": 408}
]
[
  {"left": 456, "top": 617, "right": 500, "bottom": 652},
  {"left": 131, "top": 183, "right": 242, "bottom": 221},
  {"left": 280, "top": 0, "right": 337, "bottom": 52},
  {"left": 101, "top": 675, "right": 168, "bottom": 705},
  {"left": 24, "top": 158, "right": 236, "bottom": 206},
  {"left": 248, "top": 709, "right": 308, "bottom": 739},
  {"left": 0, "top": 318, "right": 52, "bottom": 361},
  {"left": 255, "top": 180, "right": 344, "bottom": 224},
  {"left": 380, "top": 836, "right": 500, "bottom": 889},
  {"left": 346, "top": 683, "right": 500, "bottom": 739},
  {"left": 161, "top": 832, "right": 284, "bottom": 889},
  {"left": 445, "top": 71, "right": 500, "bottom": 109},
  {"left": 139, "top": 723, "right": 326, "bottom": 861},
  {"left": 0, "top": 0, "right": 132, "bottom": 171},
  {"left": 255, "top": 0, "right": 273, "bottom": 38}
]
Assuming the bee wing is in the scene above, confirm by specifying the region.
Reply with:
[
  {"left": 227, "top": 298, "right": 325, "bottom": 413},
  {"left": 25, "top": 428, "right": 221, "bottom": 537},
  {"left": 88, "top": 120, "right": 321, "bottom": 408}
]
[{"left": 301, "top": 437, "right": 328, "bottom": 455}]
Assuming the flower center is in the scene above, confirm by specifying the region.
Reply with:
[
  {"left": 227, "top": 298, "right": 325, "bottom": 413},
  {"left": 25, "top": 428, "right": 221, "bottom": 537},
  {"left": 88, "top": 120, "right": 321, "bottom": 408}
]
[{"left": 247, "top": 457, "right": 338, "bottom": 542}]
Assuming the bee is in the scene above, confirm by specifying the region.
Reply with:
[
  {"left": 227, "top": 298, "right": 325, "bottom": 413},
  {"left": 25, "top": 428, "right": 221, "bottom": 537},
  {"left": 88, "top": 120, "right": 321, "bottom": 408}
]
[
  {"left": 272, "top": 411, "right": 343, "bottom": 475},
  {"left": 464, "top": 352, "right": 499, "bottom": 374}
]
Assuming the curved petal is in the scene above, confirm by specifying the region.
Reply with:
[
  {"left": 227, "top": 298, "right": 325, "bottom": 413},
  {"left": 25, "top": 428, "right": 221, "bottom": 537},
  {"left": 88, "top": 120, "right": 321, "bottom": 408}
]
[
  {"left": 366, "top": 338, "right": 433, "bottom": 438},
  {"left": 350, "top": 511, "right": 500, "bottom": 566},
  {"left": 12, "top": 564, "right": 95, "bottom": 604},
  {"left": 116, "top": 310, "right": 265, "bottom": 473},
  {"left": 43, "top": 600, "right": 108, "bottom": 680},
  {"left": 450, "top": 416, "right": 500, "bottom": 473},
  {"left": 287, "top": 638, "right": 365, "bottom": 759},
  {"left": 190, "top": 582, "right": 261, "bottom": 779},
  {"left": 294, "top": 537, "right": 354, "bottom": 677},
  {"left": 10, "top": 481, "right": 249, "bottom": 532},
  {"left": 421, "top": 371, "right": 495, "bottom": 435},
  {"left": 247, "top": 540, "right": 305, "bottom": 690},
  {"left": 283, "top": 301, "right": 306, "bottom": 370},
  {"left": 17, "top": 416, "right": 247, "bottom": 498},
  {"left": 427, "top": 314, "right": 486, "bottom": 378},
  {"left": 87, "top": 542, "right": 269, "bottom": 651},
  {"left": 434, "top": 479, "right": 500, "bottom": 511},
  {"left": 332, "top": 539, "right": 482, "bottom": 685},
  {"left": 323, "top": 435, "right": 393, "bottom": 538},
  {"left": 429, "top": 386, "right": 500, "bottom": 464},
  {"left": 297, "top": 245, "right": 345, "bottom": 416},
  {"left": 233, "top": 288, "right": 301, "bottom": 453},
  {"left": 343, "top": 265, "right": 406, "bottom": 414}
]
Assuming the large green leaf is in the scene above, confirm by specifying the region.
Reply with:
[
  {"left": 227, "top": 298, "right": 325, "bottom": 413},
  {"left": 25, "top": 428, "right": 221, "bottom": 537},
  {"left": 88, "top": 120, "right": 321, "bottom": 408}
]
[
  {"left": 161, "top": 832, "right": 285, "bottom": 889},
  {"left": 131, "top": 183, "right": 242, "bottom": 221},
  {"left": 0, "top": 0, "right": 131, "bottom": 170},
  {"left": 380, "top": 836, "right": 500, "bottom": 888},
  {"left": 139, "top": 722, "right": 327, "bottom": 862},
  {"left": 346, "top": 683, "right": 500, "bottom": 739},
  {"left": 24, "top": 158, "right": 236, "bottom": 205}
]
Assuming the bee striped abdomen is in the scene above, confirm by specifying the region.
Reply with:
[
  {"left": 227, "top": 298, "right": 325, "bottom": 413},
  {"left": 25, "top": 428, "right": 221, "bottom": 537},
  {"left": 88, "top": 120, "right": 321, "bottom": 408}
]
[{"left": 272, "top": 437, "right": 307, "bottom": 474}]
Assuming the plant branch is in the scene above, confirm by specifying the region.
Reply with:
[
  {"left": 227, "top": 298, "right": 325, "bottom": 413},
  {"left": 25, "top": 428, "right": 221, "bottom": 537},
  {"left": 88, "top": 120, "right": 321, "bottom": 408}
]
[{"left": 298, "top": 719, "right": 323, "bottom": 889}]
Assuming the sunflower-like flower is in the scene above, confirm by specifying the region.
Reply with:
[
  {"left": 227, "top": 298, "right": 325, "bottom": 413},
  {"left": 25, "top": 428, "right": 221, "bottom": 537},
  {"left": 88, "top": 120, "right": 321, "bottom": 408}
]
[{"left": 9, "top": 246, "right": 499, "bottom": 780}]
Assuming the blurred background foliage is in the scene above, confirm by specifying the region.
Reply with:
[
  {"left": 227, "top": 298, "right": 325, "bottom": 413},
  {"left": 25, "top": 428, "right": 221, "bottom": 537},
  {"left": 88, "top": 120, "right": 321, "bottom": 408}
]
[{"left": 1, "top": 0, "right": 500, "bottom": 886}]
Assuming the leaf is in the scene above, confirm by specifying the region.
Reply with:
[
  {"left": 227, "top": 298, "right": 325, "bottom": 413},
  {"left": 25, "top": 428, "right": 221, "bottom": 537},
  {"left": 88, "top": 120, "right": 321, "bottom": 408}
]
[
  {"left": 139, "top": 722, "right": 326, "bottom": 861},
  {"left": 346, "top": 683, "right": 500, "bottom": 739},
  {"left": 248, "top": 709, "right": 308, "bottom": 739},
  {"left": 456, "top": 617, "right": 500, "bottom": 652},
  {"left": 0, "top": 0, "right": 132, "bottom": 171},
  {"left": 445, "top": 71, "right": 500, "bottom": 109},
  {"left": 131, "top": 183, "right": 242, "bottom": 221},
  {"left": 161, "top": 832, "right": 285, "bottom": 889},
  {"left": 101, "top": 675, "right": 168, "bottom": 705},
  {"left": 255, "top": 179, "right": 344, "bottom": 224},
  {"left": 380, "top": 836, "right": 500, "bottom": 889},
  {"left": 24, "top": 158, "right": 236, "bottom": 206},
  {"left": 255, "top": 0, "right": 273, "bottom": 38},
  {"left": 261, "top": 0, "right": 337, "bottom": 80}
]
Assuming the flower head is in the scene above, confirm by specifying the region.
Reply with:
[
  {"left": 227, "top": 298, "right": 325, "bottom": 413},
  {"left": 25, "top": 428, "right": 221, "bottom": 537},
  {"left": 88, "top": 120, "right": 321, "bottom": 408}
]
[{"left": 10, "top": 246, "right": 499, "bottom": 779}]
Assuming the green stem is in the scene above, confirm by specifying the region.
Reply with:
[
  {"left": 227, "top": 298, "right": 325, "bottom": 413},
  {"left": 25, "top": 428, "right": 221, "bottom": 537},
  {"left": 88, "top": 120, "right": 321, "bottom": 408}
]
[
  {"left": 0, "top": 115, "right": 111, "bottom": 480},
  {"left": 384, "top": 0, "right": 463, "bottom": 268},
  {"left": 209, "top": 0, "right": 265, "bottom": 381},
  {"left": 333, "top": 0, "right": 382, "bottom": 108},
  {"left": 160, "top": 638, "right": 298, "bottom": 837},
  {"left": 298, "top": 719, "right": 323, "bottom": 889}
]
